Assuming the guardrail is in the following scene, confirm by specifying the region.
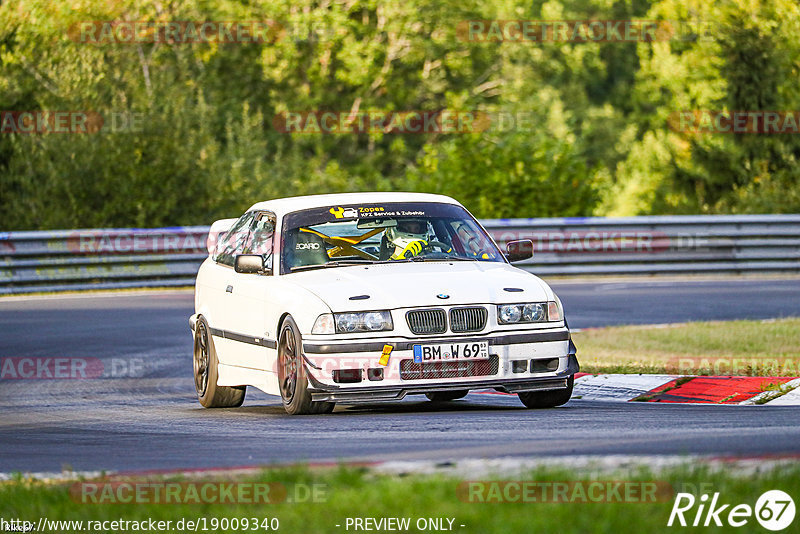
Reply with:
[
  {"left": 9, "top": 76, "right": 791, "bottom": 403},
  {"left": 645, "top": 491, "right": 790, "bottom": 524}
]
[
  {"left": 484, "top": 214, "right": 800, "bottom": 276},
  {"left": 1, "top": 215, "right": 799, "bottom": 294},
  {"left": 0, "top": 227, "right": 209, "bottom": 294}
]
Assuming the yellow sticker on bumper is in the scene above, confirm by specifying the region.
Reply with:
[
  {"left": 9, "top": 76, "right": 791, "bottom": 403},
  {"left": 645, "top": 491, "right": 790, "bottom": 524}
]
[{"left": 379, "top": 344, "right": 393, "bottom": 366}]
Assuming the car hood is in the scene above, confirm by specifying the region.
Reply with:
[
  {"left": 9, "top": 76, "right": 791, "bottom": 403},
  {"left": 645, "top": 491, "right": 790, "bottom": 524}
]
[{"left": 288, "top": 261, "right": 552, "bottom": 311}]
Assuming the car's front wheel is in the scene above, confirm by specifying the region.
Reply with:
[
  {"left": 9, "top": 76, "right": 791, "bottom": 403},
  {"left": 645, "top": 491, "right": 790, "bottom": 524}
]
[
  {"left": 425, "top": 390, "right": 469, "bottom": 402},
  {"left": 517, "top": 376, "right": 574, "bottom": 408},
  {"left": 278, "top": 316, "right": 335, "bottom": 415},
  {"left": 194, "top": 317, "right": 246, "bottom": 408}
]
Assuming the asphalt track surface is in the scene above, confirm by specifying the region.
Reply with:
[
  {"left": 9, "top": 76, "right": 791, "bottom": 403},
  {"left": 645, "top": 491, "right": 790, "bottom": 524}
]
[{"left": 1, "top": 278, "right": 799, "bottom": 473}]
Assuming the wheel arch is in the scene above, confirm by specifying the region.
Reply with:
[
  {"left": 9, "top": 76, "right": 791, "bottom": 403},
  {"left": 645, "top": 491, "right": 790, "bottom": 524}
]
[{"left": 276, "top": 312, "right": 292, "bottom": 338}]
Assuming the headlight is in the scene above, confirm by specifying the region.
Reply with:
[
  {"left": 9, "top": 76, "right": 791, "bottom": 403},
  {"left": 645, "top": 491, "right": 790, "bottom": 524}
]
[
  {"left": 499, "top": 304, "right": 522, "bottom": 324},
  {"left": 522, "top": 303, "right": 546, "bottom": 322},
  {"left": 498, "top": 302, "right": 561, "bottom": 324},
  {"left": 312, "top": 311, "right": 393, "bottom": 334},
  {"left": 363, "top": 311, "right": 388, "bottom": 331}
]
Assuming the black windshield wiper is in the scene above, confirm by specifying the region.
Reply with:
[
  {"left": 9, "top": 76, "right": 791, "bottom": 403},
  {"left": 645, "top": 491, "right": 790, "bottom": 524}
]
[
  {"left": 370, "top": 256, "right": 427, "bottom": 264},
  {"left": 438, "top": 255, "right": 480, "bottom": 261},
  {"left": 290, "top": 259, "right": 374, "bottom": 272},
  {"left": 371, "top": 255, "right": 479, "bottom": 264},
  {"left": 403, "top": 254, "right": 479, "bottom": 262}
]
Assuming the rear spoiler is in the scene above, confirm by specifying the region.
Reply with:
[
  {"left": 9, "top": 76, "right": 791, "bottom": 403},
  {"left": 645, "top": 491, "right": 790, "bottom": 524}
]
[{"left": 206, "top": 218, "right": 238, "bottom": 256}]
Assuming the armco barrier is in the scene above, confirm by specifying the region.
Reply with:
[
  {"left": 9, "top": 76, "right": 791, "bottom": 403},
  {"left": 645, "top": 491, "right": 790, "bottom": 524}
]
[
  {"left": 483, "top": 214, "right": 800, "bottom": 276},
  {"left": 1, "top": 215, "right": 799, "bottom": 294},
  {"left": 0, "top": 227, "right": 208, "bottom": 294}
]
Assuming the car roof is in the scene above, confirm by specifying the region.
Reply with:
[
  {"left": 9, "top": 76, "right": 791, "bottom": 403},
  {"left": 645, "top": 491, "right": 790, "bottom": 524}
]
[{"left": 247, "top": 192, "right": 462, "bottom": 215}]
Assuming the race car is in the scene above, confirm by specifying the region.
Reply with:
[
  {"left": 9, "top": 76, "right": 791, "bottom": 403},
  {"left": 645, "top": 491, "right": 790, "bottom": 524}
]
[{"left": 190, "top": 192, "right": 579, "bottom": 414}]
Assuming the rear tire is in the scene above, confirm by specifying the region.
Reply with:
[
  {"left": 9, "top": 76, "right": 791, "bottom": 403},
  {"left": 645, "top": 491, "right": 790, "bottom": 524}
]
[
  {"left": 425, "top": 390, "right": 469, "bottom": 402},
  {"left": 278, "top": 316, "right": 335, "bottom": 415},
  {"left": 194, "top": 317, "right": 246, "bottom": 408},
  {"left": 518, "top": 376, "right": 574, "bottom": 408}
]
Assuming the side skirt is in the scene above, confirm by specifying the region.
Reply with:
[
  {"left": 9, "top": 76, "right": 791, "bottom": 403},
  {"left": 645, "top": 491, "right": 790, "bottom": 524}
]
[{"left": 217, "top": 363, "right": 280, "bottom": 397}]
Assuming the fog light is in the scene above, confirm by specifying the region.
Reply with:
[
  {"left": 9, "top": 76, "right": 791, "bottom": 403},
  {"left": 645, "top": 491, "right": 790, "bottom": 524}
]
[
  {"left": 333, "top": 369, "right": 363, "bottom": 383},
  {"left": 531, "top": 358, "right": 560, "bottom": 373},
  {"left": 512, "top": 360, "right": 527, "bottom": 374}
]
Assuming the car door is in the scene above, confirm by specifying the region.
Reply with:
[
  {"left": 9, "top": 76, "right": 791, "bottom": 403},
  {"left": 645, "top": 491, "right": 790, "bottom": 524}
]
[
  {"left": 206, "top": 211, "right": 254, "bottom": 369},
  {"left": 215, "top": 211, "right": 276, "bottom": 371},
  {"left": 202, "top": 211, "right": 254, "bottom": 344}
]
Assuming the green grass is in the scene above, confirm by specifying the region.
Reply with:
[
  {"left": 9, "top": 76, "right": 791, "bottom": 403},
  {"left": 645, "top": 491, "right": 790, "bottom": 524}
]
[
  {"left": 753, "top": 380, "right": 800, "bottom": 405},
  {"left": 573, "top": 318, "right": 800, "bottom": 376},
  {"left": 1, "top": 464, "right": 799, "bottom": 533}
]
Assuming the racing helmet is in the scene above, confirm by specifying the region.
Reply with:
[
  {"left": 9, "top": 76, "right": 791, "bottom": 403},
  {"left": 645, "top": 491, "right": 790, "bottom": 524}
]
[{"left": 385, "top": 219, "right": 429, "bottom": 257}]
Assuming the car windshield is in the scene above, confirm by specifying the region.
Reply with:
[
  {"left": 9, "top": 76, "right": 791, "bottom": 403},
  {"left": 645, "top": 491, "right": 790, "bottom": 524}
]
[{"left": 281, "top": 202, "right": 504, "bottom": 273}]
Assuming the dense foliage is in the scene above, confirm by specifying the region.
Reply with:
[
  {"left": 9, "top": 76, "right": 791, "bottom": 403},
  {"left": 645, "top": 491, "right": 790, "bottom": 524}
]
[{"left": 1, "top": 0, "right": 798, "bottom": 229}]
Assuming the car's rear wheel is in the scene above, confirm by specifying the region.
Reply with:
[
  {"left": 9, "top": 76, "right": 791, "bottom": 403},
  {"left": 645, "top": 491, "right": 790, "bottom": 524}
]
[
  {"left": 517, "top": 375, "right": 574, "bottom": 408},
  {"left": 425, "top": 390, "right": 469, "bottom": 402},
  {"left": 278, "top": 316, "right": 335, "bottom": 415},
  {"left": 194, "top": 317, "right": 246, "bottom": 408}
]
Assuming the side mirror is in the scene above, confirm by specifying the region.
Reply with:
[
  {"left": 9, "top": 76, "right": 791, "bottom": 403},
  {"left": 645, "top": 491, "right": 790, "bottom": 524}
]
[
  {"left": 505, "top": 240, "right": 534, "bottom": 262},
  {"left": 234, "top": 254, "right": 269, "bottom": 274}
]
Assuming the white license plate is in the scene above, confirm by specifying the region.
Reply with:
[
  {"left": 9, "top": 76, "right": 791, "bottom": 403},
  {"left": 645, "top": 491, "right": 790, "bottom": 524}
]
[{"left": 412, "top": 341, "right": 489, "bottom": 363}]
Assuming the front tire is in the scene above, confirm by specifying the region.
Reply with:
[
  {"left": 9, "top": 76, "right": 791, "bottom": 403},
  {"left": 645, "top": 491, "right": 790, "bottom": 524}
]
[
  {"left": 278, "top": 316, "right": 334, "bottom": 415},
  {"left": 425, "top": 390, "right": 469, "bottom": 402},
  {"left": 194, "top": 317, "right": 246, "bottom": 408},
  {"left": 518, "top": 376, "right": 574, "bottom": 408}
]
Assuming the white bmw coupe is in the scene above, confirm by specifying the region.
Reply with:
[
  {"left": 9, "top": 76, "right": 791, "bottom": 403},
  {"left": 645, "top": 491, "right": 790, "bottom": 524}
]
[{"left": 190, "top": 192, "right": 579, "bottom": 414}]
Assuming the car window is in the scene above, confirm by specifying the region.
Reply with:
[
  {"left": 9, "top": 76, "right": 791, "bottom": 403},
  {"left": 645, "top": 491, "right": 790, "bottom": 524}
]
[
  {"left": 450, "top": 220, "right": 495, "bottom": 257},
  {"left": 243, "top": 213, "right": 275, "bottom": 272},
  {"left": 214, "top": 212, "right": 254, "bottom": 267}
]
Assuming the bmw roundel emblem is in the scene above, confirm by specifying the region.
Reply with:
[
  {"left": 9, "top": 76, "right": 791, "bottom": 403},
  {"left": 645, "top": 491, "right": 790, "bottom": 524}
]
[{"left": 436, "top": 293, "right": 450, "bottom": 299}]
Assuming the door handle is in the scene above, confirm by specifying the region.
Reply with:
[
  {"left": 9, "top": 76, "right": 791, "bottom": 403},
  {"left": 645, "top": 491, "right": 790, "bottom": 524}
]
[{"left": 226, "top": 285, "right": 233, "bottom": 293}]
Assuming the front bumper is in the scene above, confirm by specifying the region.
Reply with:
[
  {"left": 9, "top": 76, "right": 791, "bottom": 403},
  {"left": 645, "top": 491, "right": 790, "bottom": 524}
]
[
  {"left": 302, "top": 328, "right": 579, "bottom": 403},
  {"left": 308, "top": 356, "right": 579, "bottom": 403}
]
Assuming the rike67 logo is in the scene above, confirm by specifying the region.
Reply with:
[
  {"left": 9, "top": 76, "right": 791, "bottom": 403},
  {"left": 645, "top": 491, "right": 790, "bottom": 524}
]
[{"left": 668, "top": 490, "right": 795, "bottom": 531}]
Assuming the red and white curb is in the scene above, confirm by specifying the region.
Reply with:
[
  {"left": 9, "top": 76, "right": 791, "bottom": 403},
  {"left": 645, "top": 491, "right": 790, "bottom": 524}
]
[
  {"left": 572, "top": 374, "right": 677, "bottom": 402},
  {"left": 573, "top": 373, "right": 800, "bottom": 405}
]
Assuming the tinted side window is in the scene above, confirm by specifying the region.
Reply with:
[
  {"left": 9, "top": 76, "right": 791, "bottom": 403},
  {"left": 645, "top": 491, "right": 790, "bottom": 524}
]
[
  {"left": 214, "top": 212, "right": 254, "bottom": 267},
  {"left": 243, "top": 213, "right": 275, "bottom": 272}
]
